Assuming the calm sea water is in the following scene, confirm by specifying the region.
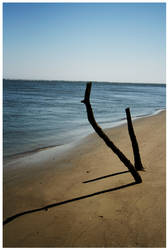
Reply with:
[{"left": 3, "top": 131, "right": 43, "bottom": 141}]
[{"left": 3, "top": 80, "right": 166, "bottom": 158}]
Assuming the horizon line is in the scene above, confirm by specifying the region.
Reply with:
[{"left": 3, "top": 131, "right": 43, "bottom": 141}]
[{"left": 3, "top": 78, "right": 166, "bottom": 85}]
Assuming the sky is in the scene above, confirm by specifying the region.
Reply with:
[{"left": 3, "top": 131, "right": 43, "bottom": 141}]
[{"left": 3, "top": 2, "right": 166, "bottom": 83}]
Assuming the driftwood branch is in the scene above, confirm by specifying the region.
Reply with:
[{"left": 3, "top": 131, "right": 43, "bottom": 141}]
[
  {"left": 125, "top": 108, "right": 144, "bottom": 171},
  {"left": 81, "top": 82, "right": 142, "bottom": 183}
]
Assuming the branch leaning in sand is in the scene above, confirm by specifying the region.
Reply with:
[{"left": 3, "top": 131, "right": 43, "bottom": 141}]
[
  {"left": 81, "top": 82, "right": 142, "bottom": 184},
  {"left": 125, "top": 107, "right": 144, "bottom": 171}
]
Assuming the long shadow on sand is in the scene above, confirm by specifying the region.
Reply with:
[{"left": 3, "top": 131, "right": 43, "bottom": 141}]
[
  {"left": 3, "top": 171, "right": 139, "bottom": 226},
  {"left": 83, "top": 170, "right": 130, "bottom": 183}
]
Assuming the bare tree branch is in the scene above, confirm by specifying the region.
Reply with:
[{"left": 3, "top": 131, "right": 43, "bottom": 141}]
[
  {"left": 81, "top": 82, "right": 142, "bottom": 183},
  {"left": 125, "top": 108, "right": 144, "bottom": 171}
]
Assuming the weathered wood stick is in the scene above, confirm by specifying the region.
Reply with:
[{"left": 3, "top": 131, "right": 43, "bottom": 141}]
[
  {"left": 81, "top": 82, "right": 142, "bottom": 183},
  {"left": 125, "top": 108, "right": 144, "bottom": 171}
]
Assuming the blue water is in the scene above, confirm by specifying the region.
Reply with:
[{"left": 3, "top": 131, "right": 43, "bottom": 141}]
[{"left": 3, "top": 80, "right": 166, "bottom": 158}]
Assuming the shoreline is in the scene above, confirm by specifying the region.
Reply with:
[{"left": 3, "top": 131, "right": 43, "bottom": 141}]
[
  {"left": 3, "top": 108, "right": 165, "bottom": 165},
  {"left": 3, "top": 110, "right": 166, "bottom": 247}
]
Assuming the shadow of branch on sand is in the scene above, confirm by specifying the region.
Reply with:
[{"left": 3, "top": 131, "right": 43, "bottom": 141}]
[
  {"left": 83, "top": 170, "right": 130, "bottom": 183},
  {"left": 3, "top": 180, "right": 139, "bottom": 226}
]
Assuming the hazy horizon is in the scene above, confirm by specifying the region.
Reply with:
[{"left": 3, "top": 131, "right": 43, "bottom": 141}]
[
  {"left": 3, "top": 3, "right": 166, "bottom": 83},
  {"left": 3, "top": 78, "right": 165, "bottom": 85}
]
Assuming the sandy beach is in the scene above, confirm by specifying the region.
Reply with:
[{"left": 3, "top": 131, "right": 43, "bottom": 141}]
[{"left": 3, "top": 110, "right": 166, "bottom": 247}]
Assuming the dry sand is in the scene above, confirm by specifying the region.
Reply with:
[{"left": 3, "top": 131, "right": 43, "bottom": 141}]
[{"left": 3, "top": 111, "right": 166, "bottom": 247}]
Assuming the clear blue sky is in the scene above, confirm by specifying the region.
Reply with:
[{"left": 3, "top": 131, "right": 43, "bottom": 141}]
[{"left": 3, "top": 2, "right": 166, "bottom": 83}]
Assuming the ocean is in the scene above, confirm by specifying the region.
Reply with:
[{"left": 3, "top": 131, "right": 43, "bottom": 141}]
[{"left": 3, "top": 80, "right": 166, "bottom": 159}]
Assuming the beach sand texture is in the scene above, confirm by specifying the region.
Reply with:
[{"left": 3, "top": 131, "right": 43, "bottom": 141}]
[{"left": 3, "top": 111, "right": 166, "bottom": 247}]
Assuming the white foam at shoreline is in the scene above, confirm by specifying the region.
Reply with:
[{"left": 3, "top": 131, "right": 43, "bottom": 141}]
[{"left": 4, "top": 108, "right": 166, "bottom": 169}]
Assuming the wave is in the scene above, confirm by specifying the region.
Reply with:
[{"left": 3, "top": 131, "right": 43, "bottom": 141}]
[
  {"left": 4, "top": 108, "right": 166, "bottom": 164},
  {"left": 3, "top": 144, "right": 62, "bottom": 161},
  {"left": 3, "top": 81, "right": 166, "bottom": 159}
]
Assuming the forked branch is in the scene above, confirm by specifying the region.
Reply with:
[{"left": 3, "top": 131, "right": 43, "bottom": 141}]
[{"left": 81, "top": 82, "right": 142, "bottom": 183}]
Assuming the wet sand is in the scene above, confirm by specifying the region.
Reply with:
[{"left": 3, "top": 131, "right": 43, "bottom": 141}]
[{"left": 3, "top": 111, "right": 166, "bottom": 247}]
